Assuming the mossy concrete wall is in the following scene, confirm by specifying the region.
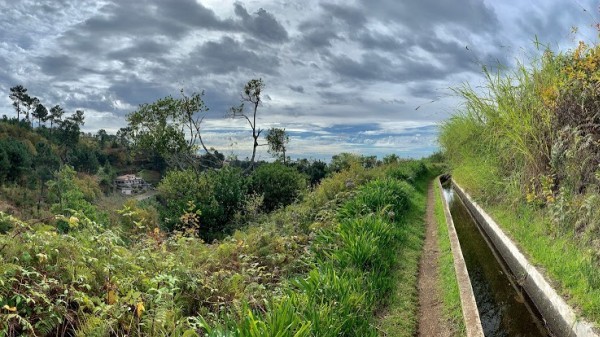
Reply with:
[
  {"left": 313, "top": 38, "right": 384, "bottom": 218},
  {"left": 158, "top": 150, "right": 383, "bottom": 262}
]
[
  {"left": 437, "top": 178, "right": 484, "bottom": 337},
  {"left": 453, "top": 181, "right": 598, "bottom": 337}
]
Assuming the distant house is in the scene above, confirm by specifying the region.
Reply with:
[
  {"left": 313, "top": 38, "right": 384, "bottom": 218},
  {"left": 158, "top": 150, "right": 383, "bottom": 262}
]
[{"left": 114, "top": 174, "right": 151, "bottom": 195}]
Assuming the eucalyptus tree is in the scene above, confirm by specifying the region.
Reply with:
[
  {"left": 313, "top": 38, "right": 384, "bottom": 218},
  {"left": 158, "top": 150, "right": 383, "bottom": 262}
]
[
  {"left": 126, "top": 90, "right": 217, "bottom": 172},
  {"left": 229, "top": 78, "right": 265, "bottom": 170},
  {"left": 265, "top": 127, "right": 289, "bottom": 164}
]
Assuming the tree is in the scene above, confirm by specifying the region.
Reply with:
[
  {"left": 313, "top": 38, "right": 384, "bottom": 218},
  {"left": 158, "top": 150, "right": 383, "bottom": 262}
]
[
  {"left": 127, "top": 91, "right": 214, "bottom": 172},
  {"left": 250, "top": 163, "right": 307, "bottom": 212},
  {"left": 158, "top": 167, "right": 247, "bottom": 239},
  {"left": 0, "top": 146, "right": 10, "bottom": 183},
  {"left": 32, "top": 103, "right": 48, "bottom": 127},
  {"left": 292, "top": 159, "right": 328, "bottom": 186},
  {"left": 96, "top": 129, "right": 109, "bottom": 148},
  {"left": 55, "top": 119, "right": 80, "bottom": 147},
  {"left": 9, "top": 85, "right": 28, "bottom": 121},
  {"left": 116, "top": 127, "right": 133, "bottom": 147},
  {"left": 265, "top": 127, "right": 289, "bottom": 164},
  {"left": 230, "top": 79, "right": 265, "bottom": 170},
  {"left": 34, "top": 142, "right": 60, "bottom": 212},
  {"left": 329, "top": 153, "right": 361, "bottom": 172},
  {"left": 70, "top": 109, "right": 85, "bottom": 126},
  {"left": 383, "top": 154, "right": 400, "bottom": 165},
  {"left": 46, "top": 165, "right": 99, "bottom": 229},
  {"left": 0, "top": 139, "right": 33, "bottom": 183},
  {"left": 22, "top": 95, "right": 39, "bottom": 127},
  {"left": 49, "top": 105, "right": 65, "bottom": 129}
]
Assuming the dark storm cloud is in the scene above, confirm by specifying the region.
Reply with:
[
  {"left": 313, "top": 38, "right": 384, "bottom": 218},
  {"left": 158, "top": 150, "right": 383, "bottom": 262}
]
[
  {"left": 0, "top": 0, "right": 591, "bottom": 158},
  {"left": 357, "top": 30, "right": 407, "bottom": 51},
  {"left": 194, "top": 37, "right": 281, "bottom": 75},
  {"left": 318, "top": 91, "right": 365, "bottom": 105},
  {"left": 298, "top": 28, "right": 341, "bottom": 51},
  {"left": 329, "top": 52, "right": 451, "bottom": 83},
  {"left": 234, "top": 3, "right": 289, "bottom": 43},
  {"left": 38, "top": 55, "right": 80, "bottom": 77},
  {"left": 108, "top": 78, "right": 171, "bottom": 109},
  {"left": 358, "top": 0, "right": 499, "bottom": 31},
  {"left": 108, "top": 40, "right": 172, "bottom": 60},
  {"left": 82, "top": 0, "right": 234, "bottom": 38},
  {"left": 320, "top": 3, "right": 367, "bottom": 27},
  {"left": 288, "top": 85, "right": 305, "bottom": 93}
]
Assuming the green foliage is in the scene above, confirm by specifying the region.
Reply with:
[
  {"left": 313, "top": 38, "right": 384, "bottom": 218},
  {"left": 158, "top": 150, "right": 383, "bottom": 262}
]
[
  {"left": 126, "top": 91, "right": 209, "bottom": 171},
  {"left": 68, "top": 144, "right": 100, "bottom": 173},
  {"left": 337, "top": 178, "right": 413, "bottom": 220},
  {"left": 158, "top": 167, "right": 247, "bottom": 238},
  {"left": 0, "top": 155, "right": 431, "bottom": 337},
  {"left": 265, "top": 127, "right": 289, "bottom": 163},
  {"left": 46, "top": 166, "right": 100, "bottom": 229},
  {"left": 250, "top": 163, "right": 308, "bottom": 212},
  {"left": 329, "top": 153, "right": 362, "bottom": 172},
  {"left": 292, "top": 159, "right": 328, "bottom": 186},
  {"left": 386, "top": 160, "right": 427, "bottom": 183},
  {"left": 441, "top": 40, "right": 600, "bottom": 325},
  {"left": 0, "top": 138, "right": 32, "bottom": 183}
]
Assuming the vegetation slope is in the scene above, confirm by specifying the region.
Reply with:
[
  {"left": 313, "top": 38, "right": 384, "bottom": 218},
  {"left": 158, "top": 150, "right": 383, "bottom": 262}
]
[{"left": 440, "top": 40, "right": 600, "bottom": 325}]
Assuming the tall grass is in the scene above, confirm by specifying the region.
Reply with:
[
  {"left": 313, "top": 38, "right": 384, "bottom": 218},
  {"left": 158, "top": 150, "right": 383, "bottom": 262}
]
[
  {"left": 200, "top": 161, "right": 431, "bottom": 336},
  {"left": 440, "top": 41, "right": 600, "bottom": 325}
]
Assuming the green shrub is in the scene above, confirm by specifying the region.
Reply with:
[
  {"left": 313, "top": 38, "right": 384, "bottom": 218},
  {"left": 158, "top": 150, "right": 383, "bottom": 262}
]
[
  {"left": 250, "top": 163, "right": 308, "bottom": 212},
  {"left": 158, "top": 167, "right": 247, "bottom": 238},
  {"left": 385, "top": 160, "right": 427, "bottom": 183}
]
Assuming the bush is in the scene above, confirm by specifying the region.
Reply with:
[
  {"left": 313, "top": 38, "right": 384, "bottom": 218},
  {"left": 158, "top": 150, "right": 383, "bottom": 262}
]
[
  {"left": 158, "top": 167, "right": 247, "bottom": 238},
  {"left": 385, "top": 160, "right": 427, "bottom": 183},
  {"left": 338, "top": 178, "right": 415, "bottom": 220},
  {"left": 250, "top": 163, "right": 308, "bottom": 212}
]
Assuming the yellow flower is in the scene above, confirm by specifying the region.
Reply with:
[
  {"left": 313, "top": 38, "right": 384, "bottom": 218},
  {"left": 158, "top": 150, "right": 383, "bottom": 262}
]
[
  {"left": 136, "top": 301, "right": 145, "bottom": 318},
  {"left": 107, "top": 289, "right": 117, "bottom": 304},
  {"left": 2, "top": 305, "right": 17, "bottom": 312},
  {"left": 68, "top": 216, "right": 79, "bottom": 227}
]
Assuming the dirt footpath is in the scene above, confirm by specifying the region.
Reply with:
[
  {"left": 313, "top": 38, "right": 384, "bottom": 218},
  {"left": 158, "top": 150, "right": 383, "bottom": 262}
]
[{"left": 417, "top": 183, "right": 451, "bottom": 337}]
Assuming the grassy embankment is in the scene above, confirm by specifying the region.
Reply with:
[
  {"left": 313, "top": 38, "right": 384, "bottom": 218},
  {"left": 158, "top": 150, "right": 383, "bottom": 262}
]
[
  {"left": 440, "top": 40, "right": 600, "bottom": 324},
  {"left": 0, "top": 159, "right": 432, "bottom": 336},
  {"left": 433, "top": 181, "right": 466, "bottom": 336}
]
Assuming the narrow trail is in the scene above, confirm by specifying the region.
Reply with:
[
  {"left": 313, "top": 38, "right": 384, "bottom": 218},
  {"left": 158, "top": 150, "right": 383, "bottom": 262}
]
[{"left": 417, "top": 182, "right": 450, "bottom": 337}]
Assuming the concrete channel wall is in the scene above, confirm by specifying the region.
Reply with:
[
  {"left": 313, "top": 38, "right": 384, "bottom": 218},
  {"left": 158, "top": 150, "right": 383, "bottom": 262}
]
[
  {"left": 436, "top": 178, "right": 484, "bottom": 337},
  {"left": 452, "top": 180, "right": 599, "bottom": 337}
]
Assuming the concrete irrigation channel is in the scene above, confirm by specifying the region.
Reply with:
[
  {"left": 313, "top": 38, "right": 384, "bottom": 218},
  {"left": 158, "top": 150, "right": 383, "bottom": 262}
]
[{"left": 437, "top": 176, "right": 599, "bottom": 337}]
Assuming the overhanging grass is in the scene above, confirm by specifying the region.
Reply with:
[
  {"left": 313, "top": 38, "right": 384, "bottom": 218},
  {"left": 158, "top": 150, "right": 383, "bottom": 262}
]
[
  {"left": 433, "top": 181, "right": 466, "bottom": 336},
  {"left": 375, "top": 175, "right": 428, "bottom": 336}
]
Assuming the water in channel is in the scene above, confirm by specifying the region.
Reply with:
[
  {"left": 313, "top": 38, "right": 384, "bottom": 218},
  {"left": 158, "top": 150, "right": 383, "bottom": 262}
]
[{"left": 442, "top": 184, "right": 550, "bottom": 337}]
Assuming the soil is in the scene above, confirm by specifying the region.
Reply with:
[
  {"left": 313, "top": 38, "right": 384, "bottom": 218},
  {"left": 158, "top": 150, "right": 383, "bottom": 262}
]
[{"left": 417, "top": 183, "right": 451, "bottom": 337}]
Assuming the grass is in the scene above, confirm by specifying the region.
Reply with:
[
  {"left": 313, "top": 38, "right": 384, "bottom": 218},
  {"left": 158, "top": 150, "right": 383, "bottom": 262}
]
[
  {"left": 0, "top": 159, "right": 435, "bottom": 336},
  {"left": 440, "top": 39, "right": 600, "bottom": 327},
  {"left": 473, "top": 199, "right": 600, "bottom": 323},
  {"left": 433, "top": 181, "right": 466, "bottom": 336},
  {"left": 375, "top": 176, "right": 428, "bottom": 336}
]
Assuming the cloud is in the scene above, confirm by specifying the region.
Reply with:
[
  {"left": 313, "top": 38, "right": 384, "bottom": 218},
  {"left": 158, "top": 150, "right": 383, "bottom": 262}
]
[
  {"left": 288, "top": 85, "right": 304, "bottom": 93},
  {"left": 193, "top": 36, "right": 281, "bottom": 75},
  {"left": 0, "top": 0, "right": 595, "bottom": 159},
  {"left": 234, "top": 3, "right": 289, "bottom": 43}
]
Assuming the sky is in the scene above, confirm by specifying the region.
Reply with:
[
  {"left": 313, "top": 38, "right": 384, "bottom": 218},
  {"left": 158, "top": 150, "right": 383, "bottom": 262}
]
[{"left": 0, "top": 0, "right": 598, "bottom": 161}]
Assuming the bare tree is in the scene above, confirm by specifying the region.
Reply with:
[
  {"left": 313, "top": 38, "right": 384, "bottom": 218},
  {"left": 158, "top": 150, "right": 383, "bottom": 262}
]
[{"left": 230, "top": 79, "right": 265, "bottom": 170}]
